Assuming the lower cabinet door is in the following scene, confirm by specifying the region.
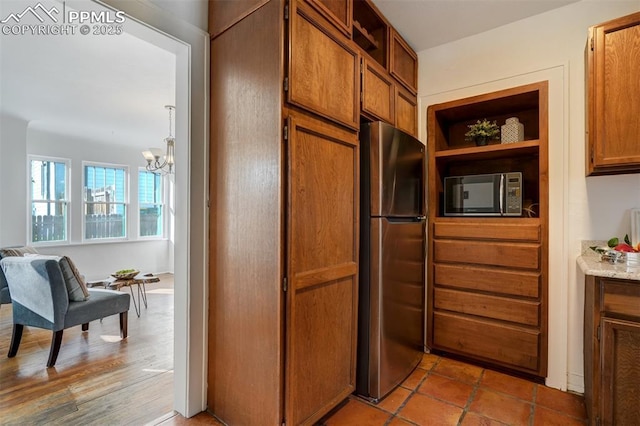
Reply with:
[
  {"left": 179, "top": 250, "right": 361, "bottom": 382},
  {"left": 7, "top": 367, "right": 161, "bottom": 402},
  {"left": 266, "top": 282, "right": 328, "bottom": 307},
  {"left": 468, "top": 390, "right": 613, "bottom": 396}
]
[
  {"left": 601, "top": 318, "right": 640, "bottom": 426},
  {"left": 285, "top": 112, "right": 359, "bottom": 425}
]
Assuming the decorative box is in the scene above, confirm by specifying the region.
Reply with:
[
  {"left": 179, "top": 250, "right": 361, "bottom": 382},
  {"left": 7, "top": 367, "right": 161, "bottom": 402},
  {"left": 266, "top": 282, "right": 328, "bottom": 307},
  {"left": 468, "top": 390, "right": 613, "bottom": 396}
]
[{"left": 501, "top": 117, "right": 524, "bottom": 144}]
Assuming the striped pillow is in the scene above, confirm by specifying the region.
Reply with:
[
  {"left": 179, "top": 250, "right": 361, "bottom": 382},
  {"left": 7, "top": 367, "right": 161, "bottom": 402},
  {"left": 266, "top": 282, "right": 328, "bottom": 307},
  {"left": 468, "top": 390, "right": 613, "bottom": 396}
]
[{"left": 0, "top": 246, "right": 39, "bottom": 258}]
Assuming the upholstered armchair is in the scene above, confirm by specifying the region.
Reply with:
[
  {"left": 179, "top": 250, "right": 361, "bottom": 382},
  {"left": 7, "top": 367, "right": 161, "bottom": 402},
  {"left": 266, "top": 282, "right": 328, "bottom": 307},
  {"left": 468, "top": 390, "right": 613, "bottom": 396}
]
[{"left": 0, "top": 256, "right": 130, "bottom": 367}]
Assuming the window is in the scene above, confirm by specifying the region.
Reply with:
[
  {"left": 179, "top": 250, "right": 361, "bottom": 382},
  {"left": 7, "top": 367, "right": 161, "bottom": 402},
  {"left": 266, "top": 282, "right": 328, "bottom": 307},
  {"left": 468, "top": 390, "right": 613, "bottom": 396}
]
[
  {"left": 84, "top": 164, "right": 127, "bottom": 240},
  {"left": 138, "top": 170, "right": 163, "bottom": 237},
  {"left": 30, "top": 158, "right": 69, "bottom": 243}
]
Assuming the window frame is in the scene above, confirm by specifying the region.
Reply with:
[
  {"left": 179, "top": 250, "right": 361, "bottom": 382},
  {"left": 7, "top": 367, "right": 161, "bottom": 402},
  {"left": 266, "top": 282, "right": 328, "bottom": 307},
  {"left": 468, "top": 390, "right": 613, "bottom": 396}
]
[
  {"left": 82, "top": 161, "right": 129, "bottom": 242},
  {"left": 28, "top": 155, "right": 71, "bottom": 246},
  {"left": 138, "top": 169, "right": 165, "bottom": 239}
]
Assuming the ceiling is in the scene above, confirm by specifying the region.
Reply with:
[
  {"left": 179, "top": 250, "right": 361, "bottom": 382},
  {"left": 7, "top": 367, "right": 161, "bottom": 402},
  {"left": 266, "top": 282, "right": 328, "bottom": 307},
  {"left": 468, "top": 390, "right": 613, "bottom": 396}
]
[
  {"left": 0, "top": 0, "right": 580, "bottom": 149},
  {"left": 371, "top": 0, "right": 580, "bottom": 51}
]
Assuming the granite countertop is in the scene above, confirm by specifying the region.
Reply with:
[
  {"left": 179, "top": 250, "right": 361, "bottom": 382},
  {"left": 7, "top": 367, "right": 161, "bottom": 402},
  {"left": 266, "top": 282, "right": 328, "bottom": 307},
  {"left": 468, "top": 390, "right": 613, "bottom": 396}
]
[{"left": 577, "top": 240, "right": 640, "bottom": 281}]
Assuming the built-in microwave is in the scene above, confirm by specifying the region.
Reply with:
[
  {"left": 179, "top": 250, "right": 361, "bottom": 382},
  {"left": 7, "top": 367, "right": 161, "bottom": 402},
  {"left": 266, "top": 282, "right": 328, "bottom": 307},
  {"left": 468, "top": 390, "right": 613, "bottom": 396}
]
[{"left": 443, "top": 172, "right": 522, "bottom": 216}]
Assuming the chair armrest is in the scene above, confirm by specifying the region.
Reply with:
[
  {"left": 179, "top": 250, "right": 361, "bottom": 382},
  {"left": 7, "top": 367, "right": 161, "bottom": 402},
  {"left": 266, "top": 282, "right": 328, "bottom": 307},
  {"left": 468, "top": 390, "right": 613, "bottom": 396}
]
[{"left": 0, "top": 257, "right": 69, "bottom": 328}]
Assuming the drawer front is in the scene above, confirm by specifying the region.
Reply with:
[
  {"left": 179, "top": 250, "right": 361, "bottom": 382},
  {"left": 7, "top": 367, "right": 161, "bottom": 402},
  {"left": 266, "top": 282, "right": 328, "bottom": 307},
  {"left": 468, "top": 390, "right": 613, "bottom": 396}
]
[
  {"left": 434, "top": 240, "right": 540, "bottom": 269},
  {"left": 434, "top": 221, "right": 540, "bottom": 242},
  {"left": 434, "top": 288, "right": 540, "bottom": 326},
  {"left": 602, "top": 279, "right": 640, "bottom": 318},
  {"left": 435, "top": 263, "right": 540, "bottom": 298},
  {"left": 433, "top": 311, "right": 540, "bottom": 372}
]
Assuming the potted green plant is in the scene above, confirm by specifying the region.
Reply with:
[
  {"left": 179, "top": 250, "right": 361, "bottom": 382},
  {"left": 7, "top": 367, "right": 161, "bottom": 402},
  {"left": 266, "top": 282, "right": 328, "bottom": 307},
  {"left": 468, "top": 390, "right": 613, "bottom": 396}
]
[{"left": 465, "top": 119, "right": 500, "bottom": 146}]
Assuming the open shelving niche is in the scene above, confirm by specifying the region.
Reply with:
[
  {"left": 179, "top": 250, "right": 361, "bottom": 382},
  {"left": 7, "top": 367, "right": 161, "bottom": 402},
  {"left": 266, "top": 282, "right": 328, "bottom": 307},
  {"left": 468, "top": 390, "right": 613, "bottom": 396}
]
[
  {"left": 352, "top": 0, "right": 388, "bottom": 68},
  {"left": 426, "top": 81, "right": 549, "bottom": 378},
  {"left": 429, "top": 84, "right": 546, "bottom": 218}
]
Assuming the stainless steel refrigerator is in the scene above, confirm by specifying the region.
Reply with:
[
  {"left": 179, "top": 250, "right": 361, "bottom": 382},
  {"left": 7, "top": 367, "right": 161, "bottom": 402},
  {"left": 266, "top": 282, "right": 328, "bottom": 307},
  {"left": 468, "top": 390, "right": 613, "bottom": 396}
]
[{"left": 357, "top": 121, "right": 426, "bottom": 402}]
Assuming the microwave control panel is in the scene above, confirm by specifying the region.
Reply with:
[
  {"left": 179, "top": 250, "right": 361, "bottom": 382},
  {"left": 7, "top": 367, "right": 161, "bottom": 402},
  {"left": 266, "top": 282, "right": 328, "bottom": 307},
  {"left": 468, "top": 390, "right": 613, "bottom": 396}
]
[{"left": 504, "top": 172, "right": 522, "bottom": 215}]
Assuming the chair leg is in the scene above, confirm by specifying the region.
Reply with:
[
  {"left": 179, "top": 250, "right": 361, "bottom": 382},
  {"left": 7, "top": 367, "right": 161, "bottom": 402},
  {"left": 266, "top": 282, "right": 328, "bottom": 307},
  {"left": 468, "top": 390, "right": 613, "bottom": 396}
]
[
  {"left": 82, "top": 323, "right": 89, "bottom": 331},
  {"left": 8, "top": 324, "right": 24, "bottom": 358},
  {"left": 47, "top": 330, "right": 64, "bottom": 368},
  {"left": 120, "top": 311, "right": 128, "bottom": 339}
]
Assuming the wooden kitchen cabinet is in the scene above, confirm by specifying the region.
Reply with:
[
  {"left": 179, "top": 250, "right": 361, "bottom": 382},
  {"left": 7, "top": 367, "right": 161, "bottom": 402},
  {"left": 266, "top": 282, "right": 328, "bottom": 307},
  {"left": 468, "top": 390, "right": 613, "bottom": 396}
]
[
  {"left": 390, "top": 28, "right": 417, "bottom": 94},
  {"left": 584, "top": 276, "right": 640, "bottom": 426},
  {"left": 305, "top": 0, "right": 352, "bottom": 36},
  {"left": 361, "top": 57, "right": 395, "bottom": 124},
  {"left": 288, "top": 0, "right": 360, "bottom": 130},
  {"left": 395, "top": 84, "right": 417, "bottom": 137},
  {"left": 426, "top": 82, "right": 549, "bottom": 377},
  {"left": 209, "top": 1, "right": 359, "bottom": 424},
  {"left": 353, "top": 0, "right": 418, "bottom": 133},
  {"left": 586, "top": 11, "right": 640, "bottom": 176},
  {"left": 360, "top": 51, "right": 418, "bottom": 137},
  {"left": 352, "top": 0, "right": 388, "bottom": 68}
]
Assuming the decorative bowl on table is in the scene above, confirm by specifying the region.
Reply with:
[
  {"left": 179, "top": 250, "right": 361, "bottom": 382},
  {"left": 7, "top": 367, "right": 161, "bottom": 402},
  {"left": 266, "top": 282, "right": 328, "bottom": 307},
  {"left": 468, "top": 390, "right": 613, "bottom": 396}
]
[{"left": 111, "top": 269, "right": 139, "bottom": 280}]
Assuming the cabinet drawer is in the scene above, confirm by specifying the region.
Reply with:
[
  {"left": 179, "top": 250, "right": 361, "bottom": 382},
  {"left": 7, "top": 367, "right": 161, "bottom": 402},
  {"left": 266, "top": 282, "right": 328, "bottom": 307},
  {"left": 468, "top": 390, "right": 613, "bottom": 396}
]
[
  {"left": 434, "top": 288, "right": 539, "bottom": 326},
  {"left": 434, "top": 240, "right": 540, "bottom": 269},
  {"left": 434, "top": 221, "right": 540, "bottom": 242},
  {"left": 433, "top": 311, "right": 540, "bottom": 372},
  {"left": 435, "top": 264, "right": 539, "bottom": 298},
  {"left": 602, "top": 279, "right": 640, "bottom": 318}
]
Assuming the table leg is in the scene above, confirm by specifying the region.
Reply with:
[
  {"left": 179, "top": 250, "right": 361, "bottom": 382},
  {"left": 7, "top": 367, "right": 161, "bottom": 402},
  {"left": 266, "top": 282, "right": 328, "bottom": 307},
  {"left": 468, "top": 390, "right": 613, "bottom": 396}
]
[
  {"left": 128, "top": 285, "right": 141, "bottom": 317},
  {"left": 139, "top": 282, "right": 148, "bottom": 308}
]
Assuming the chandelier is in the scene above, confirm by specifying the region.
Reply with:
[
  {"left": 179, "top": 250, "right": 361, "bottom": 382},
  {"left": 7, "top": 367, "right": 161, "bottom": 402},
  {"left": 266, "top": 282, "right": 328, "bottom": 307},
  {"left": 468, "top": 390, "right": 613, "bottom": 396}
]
[{"left": 142, "top": 105, "right": 175, "bottom": 174}]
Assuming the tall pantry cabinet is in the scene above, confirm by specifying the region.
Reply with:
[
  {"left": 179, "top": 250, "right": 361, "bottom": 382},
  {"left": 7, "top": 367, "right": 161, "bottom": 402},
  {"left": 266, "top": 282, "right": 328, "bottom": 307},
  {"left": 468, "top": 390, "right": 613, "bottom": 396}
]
[{"left": 208, "top": 1, "right": 359, "bottom": 425}]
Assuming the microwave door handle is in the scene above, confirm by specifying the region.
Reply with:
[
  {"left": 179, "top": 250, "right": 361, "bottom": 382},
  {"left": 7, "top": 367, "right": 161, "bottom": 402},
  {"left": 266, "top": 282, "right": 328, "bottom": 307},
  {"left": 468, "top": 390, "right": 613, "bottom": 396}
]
[{"left": 499, "top": 174, "right": 505, "bottom": 215}]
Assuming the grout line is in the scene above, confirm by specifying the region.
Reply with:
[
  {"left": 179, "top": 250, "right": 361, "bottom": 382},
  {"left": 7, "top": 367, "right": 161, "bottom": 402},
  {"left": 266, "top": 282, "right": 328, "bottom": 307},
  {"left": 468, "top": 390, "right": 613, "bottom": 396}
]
[
  {"left": 530, "top": 384, "right": 538, "bottom": 426},
  {"left": 456, "top": 368, "right": 485, "bottom": 426},
  {"left": 383, "top": 356, "right": 442, "bottom": 426}
]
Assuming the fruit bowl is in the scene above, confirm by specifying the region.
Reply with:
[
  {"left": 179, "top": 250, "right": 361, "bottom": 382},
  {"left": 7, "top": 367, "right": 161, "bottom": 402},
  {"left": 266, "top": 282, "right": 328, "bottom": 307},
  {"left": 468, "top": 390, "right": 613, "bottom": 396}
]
[{"left": 111, "top": 269, "right": 139, "bottom": 280}]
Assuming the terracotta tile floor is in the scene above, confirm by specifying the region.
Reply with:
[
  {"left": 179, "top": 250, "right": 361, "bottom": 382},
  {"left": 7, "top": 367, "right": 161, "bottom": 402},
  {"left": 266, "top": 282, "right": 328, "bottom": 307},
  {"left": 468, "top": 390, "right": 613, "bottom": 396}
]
[{"left": 319, "top": 354, "right": 587, "bottom": 426}]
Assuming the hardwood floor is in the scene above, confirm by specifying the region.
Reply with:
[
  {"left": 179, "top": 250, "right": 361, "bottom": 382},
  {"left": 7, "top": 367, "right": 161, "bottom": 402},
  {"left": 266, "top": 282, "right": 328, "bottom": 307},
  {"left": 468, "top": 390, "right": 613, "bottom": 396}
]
[{"left": 0, "top": 273, "right": 175, "bottom": 425}]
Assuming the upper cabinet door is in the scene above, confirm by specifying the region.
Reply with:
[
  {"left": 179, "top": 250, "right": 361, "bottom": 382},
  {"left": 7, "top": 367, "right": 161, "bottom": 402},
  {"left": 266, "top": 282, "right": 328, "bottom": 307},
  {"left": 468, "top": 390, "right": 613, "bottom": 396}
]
[
  {"left": 305, "top": 0, "right": 352, "bottom": 37},
  {"left": 288, "top": 1, "right": 360, "bottom": 130},
  {"left": 362, "top": 57, "right": 395, "bottom": 124},
  {"left": 587, "top": 11, "right": 640, "bottom": 176},
  {"left": 390, "top": 29, "right": 418, "bottom": 94},
  {"left": 395, "top": 84, "right": 418, "bottom": 137}
]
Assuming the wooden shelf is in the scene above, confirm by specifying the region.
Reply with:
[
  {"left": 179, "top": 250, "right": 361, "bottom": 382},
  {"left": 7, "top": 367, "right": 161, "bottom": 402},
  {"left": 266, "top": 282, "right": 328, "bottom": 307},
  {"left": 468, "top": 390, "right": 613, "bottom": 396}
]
[
  {"left": 435, "top": 140, "right": 540, "bottom": 162},
  {"left": 353, "top": 20, "right": 379, "bottom": 50}
]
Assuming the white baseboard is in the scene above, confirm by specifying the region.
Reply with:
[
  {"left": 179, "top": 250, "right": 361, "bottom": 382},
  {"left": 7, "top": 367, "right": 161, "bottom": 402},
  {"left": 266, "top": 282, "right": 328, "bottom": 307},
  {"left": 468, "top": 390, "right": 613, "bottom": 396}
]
[{"left": 567, "top": 372, "right": 584, "bottom": 394}]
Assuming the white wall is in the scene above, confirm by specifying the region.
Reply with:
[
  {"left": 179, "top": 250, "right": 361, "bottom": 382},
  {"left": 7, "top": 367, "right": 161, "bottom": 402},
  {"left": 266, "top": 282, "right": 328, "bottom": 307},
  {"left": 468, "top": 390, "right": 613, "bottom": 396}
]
[
  {"left": 0, "top": 113, "right": 29, "bottom": 246},
  {"left": 417, "top": 0, "right": 640, "bottom": 393},
  {"left": 148, "top": 0, "right": 208, "bottom": 32},
  {"left": 0, "top": 114, "right": 173, "bottom": 280}
]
